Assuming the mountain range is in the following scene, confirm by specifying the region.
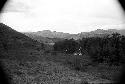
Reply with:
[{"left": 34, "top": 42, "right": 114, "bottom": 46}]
[{"left": 23, "top": 29, "right": 125, "bottom": 43}]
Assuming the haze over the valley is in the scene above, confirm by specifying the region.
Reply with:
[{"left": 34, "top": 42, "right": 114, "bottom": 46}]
[{"left": 0, "top": 0, "right": 125, "bottom": 34}]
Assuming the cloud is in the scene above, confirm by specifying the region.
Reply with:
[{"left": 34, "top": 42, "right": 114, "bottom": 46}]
[
  {"left": 0, "top": 0, "right": 125, "bottom": 33},
  {"left": 2, "top": 0, "right": 32, "bottom": 13}
]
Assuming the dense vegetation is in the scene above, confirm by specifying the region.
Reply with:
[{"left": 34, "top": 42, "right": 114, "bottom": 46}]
[{"left": 54, "top": 33, "right": 125, "bottom": 65}]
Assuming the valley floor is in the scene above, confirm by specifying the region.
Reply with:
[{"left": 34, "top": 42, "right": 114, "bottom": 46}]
[{"left": 0, "top": 49, "right": 122, "bottom": 84}]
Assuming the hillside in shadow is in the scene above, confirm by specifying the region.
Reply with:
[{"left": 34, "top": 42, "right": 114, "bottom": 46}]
[{"left": 0, "top": 23, "right": 44, "bottom": 59}]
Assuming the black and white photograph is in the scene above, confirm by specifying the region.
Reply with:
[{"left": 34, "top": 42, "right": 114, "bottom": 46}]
[{"left": 0, "top": 0, "right": 125, "bottom": 83}]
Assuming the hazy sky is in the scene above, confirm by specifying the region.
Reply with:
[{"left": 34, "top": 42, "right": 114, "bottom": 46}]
[{"left": 0, "top": 0, "right": 125, "bottom": 34}]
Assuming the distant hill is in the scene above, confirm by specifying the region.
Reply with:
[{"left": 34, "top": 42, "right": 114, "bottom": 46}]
[
  {"left": 23, "top": 32, "right": 65, "bottom": 44},
  {"left": 107, "top": 29, "right": 125, "bottom": 35},
  {"left": 0, "top": 23, "right": 44, "bottom": 58},
  {"left": 77, "top": 29, "right": 113, "bottom": 38},
  {"left": 25, "top": 30, "right": 71, "bottom": 38},
  {"left": 23, "top": 29, "right": 125, "bottom": 40}
]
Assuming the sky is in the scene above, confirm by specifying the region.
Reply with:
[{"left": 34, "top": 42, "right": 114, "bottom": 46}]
[{"left": 0, "top": 0, "right": 125, "bottom": 34}]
